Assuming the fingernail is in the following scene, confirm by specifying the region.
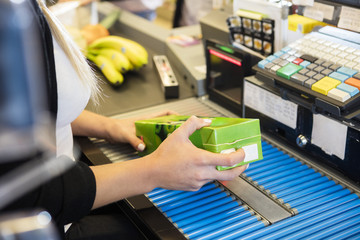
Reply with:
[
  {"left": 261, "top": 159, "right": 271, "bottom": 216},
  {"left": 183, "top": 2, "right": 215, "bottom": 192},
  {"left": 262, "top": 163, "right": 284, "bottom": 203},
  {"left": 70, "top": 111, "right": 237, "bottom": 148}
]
[
  {"left": 137, "top": 143, "right": 145, "bottom": 151},
  {"left": 203, "top": 118, "right": 212, "bottom": 124}
]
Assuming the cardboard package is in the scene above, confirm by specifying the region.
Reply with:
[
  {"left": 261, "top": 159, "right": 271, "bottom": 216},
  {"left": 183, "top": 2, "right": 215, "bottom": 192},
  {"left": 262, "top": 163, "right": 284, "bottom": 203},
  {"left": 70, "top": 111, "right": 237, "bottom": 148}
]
[{"left": 135, "top": 115, "right": 263, "bottom": 170}]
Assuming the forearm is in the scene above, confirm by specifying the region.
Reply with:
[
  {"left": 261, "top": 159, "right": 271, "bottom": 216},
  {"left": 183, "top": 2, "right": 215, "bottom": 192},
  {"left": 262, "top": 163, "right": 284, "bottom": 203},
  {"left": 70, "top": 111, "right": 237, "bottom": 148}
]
[
  {"left": 90, "top": 155, "right": 156, "bottom": 209},
  {"left": 71, "top": 110, "right": 113, "bottom": 140}
]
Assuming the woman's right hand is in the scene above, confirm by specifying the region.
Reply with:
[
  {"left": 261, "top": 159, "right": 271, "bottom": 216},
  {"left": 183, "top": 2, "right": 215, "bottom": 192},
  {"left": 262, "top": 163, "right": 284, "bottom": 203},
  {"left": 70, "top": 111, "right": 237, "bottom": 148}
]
[{"left": 143, "top": 116, "right": 247, "bottom": 192}]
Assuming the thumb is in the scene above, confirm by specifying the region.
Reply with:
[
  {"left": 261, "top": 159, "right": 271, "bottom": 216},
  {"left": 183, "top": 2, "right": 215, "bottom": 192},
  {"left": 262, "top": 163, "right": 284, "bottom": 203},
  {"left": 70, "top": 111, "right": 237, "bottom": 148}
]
[{"left": 177, "top": 116, "right": 212, "bottom": 138}]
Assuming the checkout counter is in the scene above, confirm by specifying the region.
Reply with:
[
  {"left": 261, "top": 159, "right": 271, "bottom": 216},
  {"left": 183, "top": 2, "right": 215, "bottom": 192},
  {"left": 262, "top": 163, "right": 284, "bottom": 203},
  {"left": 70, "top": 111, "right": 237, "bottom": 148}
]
[
  {"left": 83, "top": 13, "right": 195, "bottom": 117},
  {"left": 77, "top": 2, "right": 360, "bottom": 239}
]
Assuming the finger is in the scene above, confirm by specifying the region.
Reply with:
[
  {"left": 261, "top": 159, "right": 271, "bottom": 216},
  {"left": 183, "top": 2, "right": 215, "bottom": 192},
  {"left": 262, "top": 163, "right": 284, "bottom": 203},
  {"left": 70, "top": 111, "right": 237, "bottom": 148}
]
[
  {"left": 176, "top": 116, "right": 212, "bottom": 138},
  {"left": 127, "top": 135, "right": 146, "bottom": 152},
  {"left": 215, "top": 164, "right": 248, "bottom": 181},
  {"left": 204, "top": 148, "right": 245, "bottom": 167}
]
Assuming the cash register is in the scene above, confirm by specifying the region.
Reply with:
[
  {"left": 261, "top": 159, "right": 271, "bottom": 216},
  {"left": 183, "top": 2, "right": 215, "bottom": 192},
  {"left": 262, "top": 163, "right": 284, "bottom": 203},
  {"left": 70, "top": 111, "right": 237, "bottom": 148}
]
[{"left": 81, "top": 1, "right": 360, "bottom": 239}]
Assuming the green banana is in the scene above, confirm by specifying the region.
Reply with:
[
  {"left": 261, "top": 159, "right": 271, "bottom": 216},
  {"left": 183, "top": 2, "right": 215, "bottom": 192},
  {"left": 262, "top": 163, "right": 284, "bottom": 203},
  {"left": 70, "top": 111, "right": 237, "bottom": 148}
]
[
  {"left": 88, "top": 48, "right": 132, "bottom": 73},
  {"left": 88, "top": 36, "right": 148, "bottom": 70},
  {"left": 87, "top": 53, "right": 124, "bottom": 87}
]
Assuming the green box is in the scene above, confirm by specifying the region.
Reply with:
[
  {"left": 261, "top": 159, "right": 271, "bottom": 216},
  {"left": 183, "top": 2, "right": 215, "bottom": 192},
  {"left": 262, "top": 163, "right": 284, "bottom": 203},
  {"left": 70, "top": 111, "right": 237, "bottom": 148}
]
[{"left": 135, "top": 115, "right": 263, "bottom": 170}]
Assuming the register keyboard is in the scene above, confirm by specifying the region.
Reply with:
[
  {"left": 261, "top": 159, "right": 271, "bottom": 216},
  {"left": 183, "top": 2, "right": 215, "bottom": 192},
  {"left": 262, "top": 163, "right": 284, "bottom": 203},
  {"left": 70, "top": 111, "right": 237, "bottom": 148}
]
[{"left": 253, "top": 26, "right": 360, "bottom": 118}]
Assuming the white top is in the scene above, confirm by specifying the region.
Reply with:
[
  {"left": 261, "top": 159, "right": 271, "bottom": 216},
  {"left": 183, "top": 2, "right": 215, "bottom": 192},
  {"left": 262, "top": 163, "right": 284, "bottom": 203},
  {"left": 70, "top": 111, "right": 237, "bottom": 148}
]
[{"left": 53, "top": 37, "right": 91, "bottom": 160}]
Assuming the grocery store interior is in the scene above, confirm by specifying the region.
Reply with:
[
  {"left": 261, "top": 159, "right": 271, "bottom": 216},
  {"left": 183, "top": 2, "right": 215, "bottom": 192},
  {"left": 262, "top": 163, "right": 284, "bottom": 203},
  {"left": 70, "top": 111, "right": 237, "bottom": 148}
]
[{"left": 1, "top": 0, "right": 360, "bottom": 239}]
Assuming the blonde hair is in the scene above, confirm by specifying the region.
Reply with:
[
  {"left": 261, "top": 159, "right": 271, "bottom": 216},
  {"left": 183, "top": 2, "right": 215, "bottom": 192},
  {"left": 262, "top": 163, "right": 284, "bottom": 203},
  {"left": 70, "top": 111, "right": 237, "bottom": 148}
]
[{"left": 37, "top": 0, "right": 101, "bottom": 104}]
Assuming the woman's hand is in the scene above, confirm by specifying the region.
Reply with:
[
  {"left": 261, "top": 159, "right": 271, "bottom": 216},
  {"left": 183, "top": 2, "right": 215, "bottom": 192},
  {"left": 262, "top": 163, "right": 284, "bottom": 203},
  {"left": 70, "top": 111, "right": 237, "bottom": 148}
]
[
  {"left": 90, "top": 115, "right": 246, "bottom": 209},
  {"left": 104, "top": 110, "right": 178, "bottom": 151},
  {"left": 72, "top": 110, "right": 177, "bottom": 151},
  {"left": 143, "top": 116, "right": 247, "bottom": 191}
]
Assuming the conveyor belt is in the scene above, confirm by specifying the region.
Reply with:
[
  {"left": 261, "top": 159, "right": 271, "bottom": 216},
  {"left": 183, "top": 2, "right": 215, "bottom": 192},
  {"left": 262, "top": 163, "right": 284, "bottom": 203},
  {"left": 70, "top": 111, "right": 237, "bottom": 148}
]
[
  {"left": 146, "top": 141, "right": 360, "bottom": 239},
  {"left": 90, "top": 97, "right": 360, "bottom": 239}
]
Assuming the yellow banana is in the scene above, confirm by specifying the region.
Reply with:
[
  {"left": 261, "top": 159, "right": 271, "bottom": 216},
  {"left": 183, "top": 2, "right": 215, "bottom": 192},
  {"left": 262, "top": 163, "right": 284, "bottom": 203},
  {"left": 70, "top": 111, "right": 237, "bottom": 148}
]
[
  {"left": 89, "top": 48, "right": 132, "bottom": 73},
  {"left": 88, "top": 36, "right": 148, "bottom": 70},
  {"left": 87, "top": 53, "right": 124, "bottom": 87}
]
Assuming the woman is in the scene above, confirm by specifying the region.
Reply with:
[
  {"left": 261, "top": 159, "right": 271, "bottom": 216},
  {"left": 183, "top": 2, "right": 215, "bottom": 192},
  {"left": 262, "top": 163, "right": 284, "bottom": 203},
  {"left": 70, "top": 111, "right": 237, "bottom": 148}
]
[{"left": 2, "top": 0, "right": 247, "bottom": 239}]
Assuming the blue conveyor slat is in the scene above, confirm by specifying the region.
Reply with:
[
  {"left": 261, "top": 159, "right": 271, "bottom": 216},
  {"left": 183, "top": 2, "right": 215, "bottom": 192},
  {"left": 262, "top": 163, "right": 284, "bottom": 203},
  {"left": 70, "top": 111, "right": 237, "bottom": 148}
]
[
  {"left": 146, "top": 187, "right": 168, "bottom": 197},
  {"left": 247, "top": 152, "right": 289, "bottom": 169},
  {"left": 244, "top": 157, "right": 295, "bottom": 175},
  {"left": 306, "top": 214, "right": 360, "bottom": 240},
  {"left": 294, "top": 188, "right": 352, "bottom": 211},
  {"left": 285, "top": 208, "right": 360, "bottom": 239},
  {"left": 258, "top": 199, "right": 360, "bottom": 240},
  {"left": 319, "top": 219, "right": 360, "bottom": 240},
  {"left": 217, "top": 221, "right": 266, "bottom": 240},
  {"left": 152, "top": 183, "right": 217, "bottom": 207},
  {"left": 248, "top": 161, "right": 303, "bottom": 180},
  {"left": 185, "top": 208, "right": 252, "bottom": 238},
  {"left": 195, "top": 215, "right": 262, "bottom": 240},
  {"left": 173, "top": 200, "right": 240, "bottom": 227},
  {"left": 346, "top": 230, "right": 360, "bottom": 240},
  {"left": 241, "top": 197, "right": 360, "bottom": 239},
  {"left": 284, "top": 184, "right": 343, "bottom": 207},
  {"left": 150, "top": 183, "right": 214, "bottom": 202},
  {"left": 255, "top": 165, "right": 309, "bottom": 184},
  {"left": 160, "top": 190, "right": 228, "bottom": 213},
  {"left": 272, "top": 174, "right": 330, "bottom": 197},
  {"left": 168, "top": 196, "right": 236, "bottom": 222},
  {"left": 259, "top": 168, "right": 315, "bottom": 189}
]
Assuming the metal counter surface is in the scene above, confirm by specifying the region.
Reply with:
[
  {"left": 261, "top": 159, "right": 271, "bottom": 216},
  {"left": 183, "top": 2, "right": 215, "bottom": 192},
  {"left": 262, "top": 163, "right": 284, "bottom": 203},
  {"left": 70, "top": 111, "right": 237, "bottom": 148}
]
[{"left": 85, "top": 48, "right": 195, "bottom": 117}]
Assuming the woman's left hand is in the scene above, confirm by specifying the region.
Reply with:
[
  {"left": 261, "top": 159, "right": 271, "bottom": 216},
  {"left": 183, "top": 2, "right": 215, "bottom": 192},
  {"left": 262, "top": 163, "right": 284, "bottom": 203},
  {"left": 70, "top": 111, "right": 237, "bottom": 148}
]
[
  {"left": 72, "top": 110, "right": 177, "bottom": 152},
  {"left": 105, "top": 110, "right": 178, "bottom": 151}
]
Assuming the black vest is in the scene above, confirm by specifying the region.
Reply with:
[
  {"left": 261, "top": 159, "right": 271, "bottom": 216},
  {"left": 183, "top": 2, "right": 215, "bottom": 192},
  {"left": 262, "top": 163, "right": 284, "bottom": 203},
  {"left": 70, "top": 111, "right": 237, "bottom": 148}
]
[{"left": 29, "top": 0, "right": 58, "bottom": 118}]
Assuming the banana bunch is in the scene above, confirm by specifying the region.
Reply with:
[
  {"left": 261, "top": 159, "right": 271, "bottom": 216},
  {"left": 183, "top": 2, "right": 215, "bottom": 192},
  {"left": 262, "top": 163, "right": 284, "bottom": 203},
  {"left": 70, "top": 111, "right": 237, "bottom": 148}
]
[
  {"left": 86, "top": 53, "right": 124, "bottom": 87},
  {"left": 86, "top": 35, "right": 148, "bottom": 87}
]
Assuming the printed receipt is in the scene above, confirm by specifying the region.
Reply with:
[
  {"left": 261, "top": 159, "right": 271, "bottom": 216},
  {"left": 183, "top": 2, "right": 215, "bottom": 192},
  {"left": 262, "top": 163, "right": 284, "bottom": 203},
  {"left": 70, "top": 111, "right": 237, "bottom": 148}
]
[
  {"left": 244, "top": 81, "right": 298, "bottom": 129},
  {"left": 338, "top": 6, "right": 360, "bottom": 33},
  {"left": 292, "top": 0, "right": 314, "bottom": 6},
  {"left": 303, "top": 2, "right": 334, "bottom": 21},
  {"left": 311, "top": 114, "right": 347, "bottom": 160}
]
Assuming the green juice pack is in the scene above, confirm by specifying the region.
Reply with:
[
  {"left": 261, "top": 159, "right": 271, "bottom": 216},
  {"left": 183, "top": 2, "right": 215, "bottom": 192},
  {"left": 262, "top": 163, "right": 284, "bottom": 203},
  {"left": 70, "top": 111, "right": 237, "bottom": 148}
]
[{"left": 135, "top": 115, "right": 263, "bottom": 170}]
